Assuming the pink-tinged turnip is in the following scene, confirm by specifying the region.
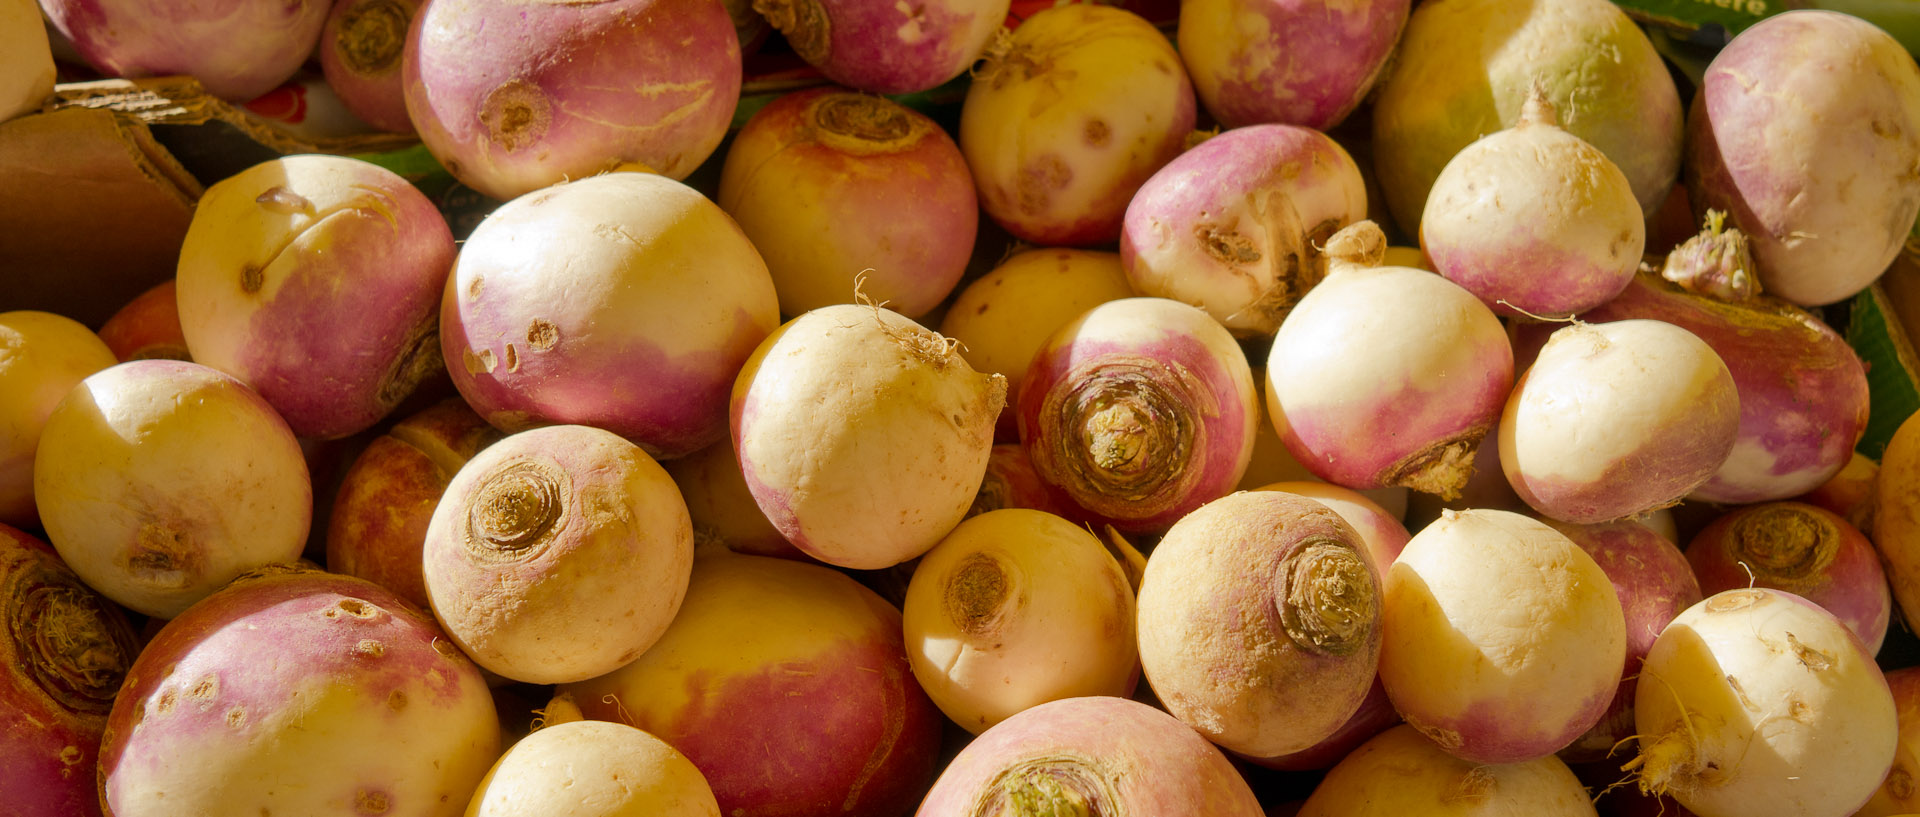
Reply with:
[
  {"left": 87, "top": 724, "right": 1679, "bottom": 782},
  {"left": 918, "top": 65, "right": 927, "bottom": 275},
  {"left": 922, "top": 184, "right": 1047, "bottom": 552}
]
[
  {"left": 1258, "top": 679, "right": 1400, "bottom": 772},
  {"left": 1795, "top": 451, "right": 1877, "bottom": 535},
  {"left": 731, "top": 303, "right": 1004, "bottom": 569},
  {"left": 442, "top": 172, "right": 780, "bottom": 461},
  {"left": 1571, "top": 272, "right": 1869, "bottom": 505},
  {"left": 99, "top": 566, "right": 501, "bottom": 817},
  {"left": 915, "top": 696, "right": 1266, "bottom": 817},
  {"left": 1421, "top": 89, "right": 1645, "bottom": 318},
  {"left": 1121, "top": 124, "right": 1368, "bottom": 337},
  {"left": 0, "top": 311, "right": 117, "bottom": 529},
  {"left": 902, "top": 509, "right": 1137, "bottom": 733},
  {"left": 33, "top": 361, "right": 310, "bottom": 619},
  {"left": 966, "top": 443, "right": 1082, "bottom": 521},
  {"left": 423, "top": 424, "right": 694, "bottom": 685},
  {"left": 319, "top": 0, "right": 421, "bottom": 134},
  {"left": 464, "top": 720, "right": 719, "bottom": 817},
  {"left": 1238, "top": 391, "right": 1412, "bottom": 518},
  {"left": 1017, "top": 297, "right": 1256, "bottom": 534},
  {"left": 754, "top": 0, "right": 1006, "bottom": 93},
  {"left": 718, "top": 87, "right": 977, "bottom": 319},
  {"left": 561, "top": 549, "right": 942, "bottom": 817},
  {"left": 960, "top": 4, "right": 1197, "bottom": 246},
  {"left": 96, "top": 281, "right": 189, "bottom": 363},
  {"left": 1685, "top": 10, "right": 1920, "bottom": 307},
  {"left": 176, "top": 154, "right": 455, "bottom": 440},
  {"left": 1254, "top": 480, "right": 1411, "bottom": 574},
  {"left": 0, "top": 523, "right": 138, "bottom": 817},
  {"left": 1686, "top": 502, "right": 1890, "bottom": 655},
  {"left": 1176, "top": 0, "right": 1406, "bottom": 130},
  {"left": 1629, "top": 589, "right": 1896, "bottom": 817},
  {"left": 1857, "top": 667, "right": 1920, "bottom": 817},
  {"left": 664, "top": 437, "right": 804, "bottom": 561},
  {"left": 1298, "top": 724, "right": 1600, "bottom": 816},
  {"left": 402, "top": 0, "right": 740, "bottom": 199},
  {"left": 1381, "top": 509, "right": 1626, "bottom": 764},
  {"left": 37, "top": 0, "right": 328, "bottom": 101},
  {"left": 2, "top": 0, "right": 54, "bottom": 121},
  {"left": 1369, "top": 0, "right": 1682, "bottom": 235},
  {"left": 1543, "top": 518, "right": 1701, "bottom": 765},
  {"left": 1266, "top": 221, "right": 1514, "bottom": 500},
  {"left": 1501, "top": 319, "right": 1740, "bottom": 524},
  {"left": 1138, "top": 491, "right": 1382, "bottom": 764}
]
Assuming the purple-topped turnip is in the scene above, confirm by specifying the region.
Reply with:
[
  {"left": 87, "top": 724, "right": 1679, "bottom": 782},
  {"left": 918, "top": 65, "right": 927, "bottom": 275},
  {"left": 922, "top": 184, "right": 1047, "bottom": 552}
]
[
  {"left": 754, "top": 0, "right": 1007, "bottom": 93},
  {"left": 39, "top": 0, "right": 329, "bottom": 101},
  {"left": 1177, "top": 0, "right": 1406, "bottom": 130}
]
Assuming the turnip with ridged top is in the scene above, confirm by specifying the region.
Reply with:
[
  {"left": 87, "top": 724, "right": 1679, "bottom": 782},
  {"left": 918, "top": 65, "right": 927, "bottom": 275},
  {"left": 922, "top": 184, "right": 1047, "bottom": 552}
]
[
  {"left": 1686, "top": 502, "right": 1890, "bottom": 655},
  {"left": 319, "top": 0, "right": 421, "bottom": 134}
]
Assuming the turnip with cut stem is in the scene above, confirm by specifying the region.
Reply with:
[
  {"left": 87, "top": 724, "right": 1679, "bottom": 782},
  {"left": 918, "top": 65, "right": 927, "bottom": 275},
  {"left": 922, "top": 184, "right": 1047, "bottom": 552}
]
[{"left": 1685, "top": 502, "right": 1890, "bottom": 655}]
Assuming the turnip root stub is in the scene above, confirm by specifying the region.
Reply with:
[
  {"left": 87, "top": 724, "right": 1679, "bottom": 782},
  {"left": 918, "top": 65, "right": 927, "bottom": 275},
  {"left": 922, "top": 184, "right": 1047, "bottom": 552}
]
[
  {"left": 1686, "top": 502, "right": 1891, "bottom": 655},
  {"left": 1137, "top": 491, "right": 1382, "bottom": 764},
  {"left": 423, "top": 425, "right": 694, "bottom": 685},
  {"left": 731, "top": 303, "right": 1004, "bottom": 570},
  {"left": 1016, "top": 297, "right": 1257, "bottom": 534},
  {"left": 320, "top": 0, "right": 422, "bottom": 134}
]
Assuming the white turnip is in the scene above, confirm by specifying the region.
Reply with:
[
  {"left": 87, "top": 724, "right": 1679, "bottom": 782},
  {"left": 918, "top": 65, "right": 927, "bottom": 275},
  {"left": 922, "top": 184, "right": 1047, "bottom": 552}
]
[
  {"left": 0, "top": 311, "right": 117, "bottom": 529},
  {"left": 464, "top": 720, "right": 719, "bottom": 817}
]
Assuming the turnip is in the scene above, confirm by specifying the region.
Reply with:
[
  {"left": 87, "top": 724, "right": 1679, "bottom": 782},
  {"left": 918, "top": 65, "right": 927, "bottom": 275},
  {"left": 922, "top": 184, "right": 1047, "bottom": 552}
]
[
  {"left": 1876, "top": 411, "right": 1920, "bottom": 636},
  {"left": 1573, "top": 271, "right": 1869, "bottom": 505},
  {"left": 902, "top": 508, "right": 1137, "bottom": 733},
  {"left": 1686, "top": 10, "right": 1920, "bottom": 306},
  {"left": 1501, "top": 320, "right": 1740, "bottom": 524},
  {"left": 664, "top": 437, "right": 802, "bottom": 561},
  {"left": 1628, "top": 588, "right": 1897, "bottom": 817},
  {"left": 97, "top": 281, "right": 189, "bottom": 363},
  {"left": 99, "top": 566, "right": 501, "bottom": 817},
  {"left": 442, "top": 172, "right": 780, "bottom": 461},
  {"left": 1685, "top": 502, "right": 1891, "bottom": 655},
  {"left": 33, "top": 361, "right": 310, "bottom": 619},
  {"left": 2, "top": 0, "right": 54, "bottom": 122},
  {"left": 0, "top": 523, "right": 138, "bottom": 817},
  {"left": 753, "top": 0, "right": 1007, "bottom": 93},
  {"left": 1369, "top": 0, "right": 1682, "bottom": 234},
  {"left": 38, "top": 0, "right": 329, "bottom": 101},
  {"left": 1138, "top": 490, "right": 1382, "bottom": 763},
  {"left": 1543, "top": 518, "right": 1702, "bottom": 764},
  {"left": 1260, "top": 679, "right": 1400, "bottom": 772},
  {"left": 915, "top": 696, "right": 1266, "bottom": 817},
  {"left": 319, "top": 0, "right": 421, "bottom": 134},
  {"left": 718, "top": 87, "right": 977, "bottom": 319},
  {"left": 732, "top": 302, "right": 1004, "bottom": 569},
  {"left": 1297, "top": 724, "right": 1600, "bottom": 816},
  {"left": 1421, "top": 88, "right": 1645, "bottom": 318},
  {"left": 966, "top": 443, "right": 1081, "bottom": 521},
  {"left": 1657, "top": 209, "right": 1758, "bottom": 302},
  {"left": 403, "top": 0, "right": 741, "bottom": 199},
  {"left": 1238, "top": 391, "right": 1413, "bottom": 518},
  {"left": 1795, "top": 451, "right": 1877, "bottom": 535},
  {"left": 561, "top": 549, "right": 942, "bottom": 817},
  {"left": 1017, "top": 297, "right": 1256, "bottom": 533},
  {"left": 1254, "top": 480, "right": 1411, "bottom": 574},
  {"left": 176, "top": 154, "right": 456, "bottom": 440},
  {"left": 1380, "top": 509, "right": 1626, "bottom": 764},
  {"left": 960, "top": 3, "right": 1196, "bottom": 245},
  {"left": 464, "top": 720, "right": 720, "bottom": 817},
  {"left": 1176, "top": 0, "right": 1407, "bottom": 130},
  {"left": 1120, "top": 124, "right": 1368, "bottom": 337},
  {"left": 0, "top": 311, "right": 117, "bottom": 529},
  {"left": 1858, "top": 667, "right": 1920, "bottom": 817},
  {"left": 1266, "top": 221, "right": 1514, "bottom": 500}
]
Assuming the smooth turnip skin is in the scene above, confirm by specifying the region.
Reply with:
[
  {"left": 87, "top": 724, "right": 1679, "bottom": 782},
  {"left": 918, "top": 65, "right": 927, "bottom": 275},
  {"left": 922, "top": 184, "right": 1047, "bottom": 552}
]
[
  {"left": 1018, "top": 297, "right": 1257, "bottom": 534},
  {"left": 2, "top": 0, "right": 54, "bottom": 121},
  {"left": 1238, "top": 392, "right": 1413, "bottom": 518},
  {"left": 1631, "top": 589, "right": 1896, "bottom": 817},
  {"left": 915, "top": 696, "right": 1266, "bottom": 817},
  {"left": 1138, "top": 491, "right": 1382, "bottom": 764},
  {"left": 1177, "top": 0, "right": 1406, "bottom": 130},
  {"left": 1501, "top": 320, "right": 1740, "bottom": 524},
  {"left": 1121, "top": 124, "right": 1368, "bottom": 337},
  {"left": 664, "top": 438, "right": 805, "bottom": 561},
  {"left": 100, "top": 567, "right": 501, "bottom": 817},
  {"left": 1370, "top": 0, "right": 1682, "bottom": 235},
  {"left": 1544, "top": 519, "right": 1701, "bottom": 765},
  {"left": 1876, "top": 412, "right": 1920, "bottom": 638},
  {"left": 33, "top": 361, "right": 311, "bottom": 619},
  {"left": 718, "top": 87, "right": 977, "bottom": 319},
  {"left": 1686, "top": 502, "right": 1890, "bottom": 656},
  {"left": 1255, "top": 481, "right": 1410, "bottom": 574},
  {"left": 0, "top": 523, "right": 138, "bottom": 817},
  {"left": 403, "top": 0, "right": 741, "bottom": 199},
  {"left": 1795, "top": 451, "right": 1877, "bottom": 535},
  {"left": 960, "top": 4, "right": 1197, "bottom": 246},
  {"left": 1381, "top": 509, "right": 1626, "bottom": 764},
  {"left": 442, "top": 172, "right": 780, "bottom": 461},
  {"left": 1577, "top": 273, "right": 1869, "bottom": 505},
  {"left": 97, "top": 281, "right": 189, "bottom": 363},
  {"left": 177, "top": 155, "right": 455, "bottom": 440},
  {"left": 423, "top": 425, "right": 693, "bottom": 685},
  {"left": 966, "top": 443, "right": 1083, "bottom": 521},
  {"left": 1421, "top": 92, "right": 1644, "bottom": 318},
  {"left": 732, "top": 303, "right": 1005, "bottom": 569},
  {"left": 562, "top": 550, "right": 942, "bottom": 817},
  {"left": 1858, "top": 667, "right": 1920, "bottom": 817},
  {"left": 1298, "top": 724, "right": 1600, "bottom": 816},
  {"left": 464, "top": 721, "right": 720, "bottom": 817},
  {"left": 320, "top": 0, "right": 421, "bottom": 134},
  {"left": 38, "top": 0, "right": 327, "bottom": 101},
  {"left": 1686, "top": 10, "right": 1920, "bottom": 307},
  {"left": 755, "top": 0, "right": 1006, "bottom": 94},
  {"left": 1260, "top": 679, "right": 1400, "bottom": 772},
  {"left": 0, "top": 311, "right": 117, "bottom": 529}
]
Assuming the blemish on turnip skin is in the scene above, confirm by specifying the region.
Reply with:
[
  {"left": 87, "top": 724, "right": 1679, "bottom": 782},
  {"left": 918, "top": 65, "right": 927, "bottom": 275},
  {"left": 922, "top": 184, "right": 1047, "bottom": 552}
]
[
  {"left": 255, "top": 186, "right": 314, "bottom": 215},
  {"left": 241, "top": 265, "right": 264, "bottom": 294}
]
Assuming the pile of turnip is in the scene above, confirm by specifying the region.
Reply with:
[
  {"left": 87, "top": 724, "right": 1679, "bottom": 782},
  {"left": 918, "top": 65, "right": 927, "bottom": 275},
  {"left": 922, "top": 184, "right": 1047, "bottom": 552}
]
[{"left": 10, "top": 0, "right": 1920, "bottom": 815}]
